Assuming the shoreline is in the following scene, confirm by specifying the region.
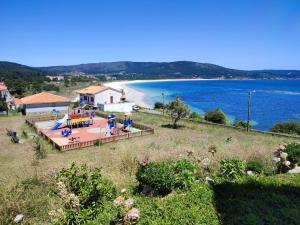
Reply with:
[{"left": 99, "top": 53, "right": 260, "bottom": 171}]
[{"left": 103, "top": 78, "right": 217, "bottom": 108}]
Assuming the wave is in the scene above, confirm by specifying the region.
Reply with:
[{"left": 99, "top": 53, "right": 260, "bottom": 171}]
[{"left": 255, "top": 90, "right": 300, "bottom": 95}]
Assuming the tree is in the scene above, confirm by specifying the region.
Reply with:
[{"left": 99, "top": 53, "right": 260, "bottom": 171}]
[
  {"left": 166, "top": 96, "right": 190, "bottom": 128},
  {"left": 204, "top": 108, "right": 227, "bottom": 124},
  {"left": 0, "top": 99, "right": 8, "bottom": 115},
  {"left": 271, "top": 121, "right": 300, "bottom": 135},
  {"left": 64, "top": 78, "right": 70, "bottom": 87},
  {"left": 232, "top": 120, "right": 250, "bottom": 129},
  {"left": 154, "top": 102, "right": 164, "bottom": 109}
]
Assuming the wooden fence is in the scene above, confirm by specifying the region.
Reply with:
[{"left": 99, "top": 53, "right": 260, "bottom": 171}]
[{"left": 25, "top": 112, "right": 154, "bottom": 151}]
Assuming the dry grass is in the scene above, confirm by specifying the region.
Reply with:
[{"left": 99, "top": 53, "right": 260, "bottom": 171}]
[{"left": 0, "top": 112, "right": 296, "bottom": 189}]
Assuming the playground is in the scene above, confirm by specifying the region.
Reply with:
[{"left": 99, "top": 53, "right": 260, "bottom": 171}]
[{"left": 27, "top": 108, "right": 153, "bottom": 151}]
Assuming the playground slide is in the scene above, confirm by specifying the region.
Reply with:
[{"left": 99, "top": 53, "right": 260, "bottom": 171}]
[{"left": 51, "top": 114, "right": 68, "bottom": 130}]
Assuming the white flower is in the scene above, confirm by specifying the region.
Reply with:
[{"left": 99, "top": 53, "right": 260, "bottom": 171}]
[
  {"left": 201, "top": 158, "right": 210, "bottom": 169},
  {"left": 124, "top": 198, "right": 134, "bottom": 209},
  {"left": 125, "top": 208, "right": 140, "bottom": 222},
  {"left": 121, "top": 188, "right": 127, "bottom": 193},
  {"left": 283, "top": 160, "right": 291, "bottom": 167},
  {"left": 114, "top": 196, "right": 124, "bottom": 207},
  {"left": 280, "top": 152, "right": 288, "bottom": 159},
  {"left": 279, "top": 144, "right": 286, "bottom": 151},
  {"left": 273, "top": 157, "right": 281, "bottom": 163},
  {"left": 49, "top": 208, "right": 64, "bottom": 220},
  {"left": 69, "top": 193, "right": 80, "bottom": 207}
]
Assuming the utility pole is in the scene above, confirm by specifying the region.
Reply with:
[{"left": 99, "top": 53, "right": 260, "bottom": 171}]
[{"left": 162, "top": 92, "right": 165, "bottom": 115}]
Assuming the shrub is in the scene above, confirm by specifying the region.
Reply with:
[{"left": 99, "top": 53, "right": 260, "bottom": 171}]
[
  {"left": 219, "top": 158, "right": 246, "bottom": 181},
  {"left": 246, "top": 160, "right": 264, "bottom": 174},
  {"left": 136, "top": 159, "right": 197, "bottom": 195},
  {"left": 154, "top": 102, "right": 164, "bottom": 109},
  {"left": 94, "top": 139, "right": 100, "bottom": 146},
  {"left": 204, "top": 108, "right": 227, "bottom": 124},
  {"left": 232, "top": 120, "right": 250, "bottom": 129},
  {"left": 271, "top": 121, "right": 300, "bottom": 135},
  {"left": 284, "top": 143, "right": 300, "bottom": 165},
  {"left": 54, "top": 163, "right": 116, "bottom": 224},
  {"left": 166, "top": 97, "right": 190, "bottom": 128},
  {"left": 33, "top": 137, "right": 47, "bottom": 159},
  {"left": 189, "top": 111, "right": 202, "bottom": 121}
]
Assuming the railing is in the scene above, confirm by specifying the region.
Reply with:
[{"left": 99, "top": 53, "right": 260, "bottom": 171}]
[
  {"left": 26, "top": 111, "right": 154, "bottom": 151},
  {"left": 25, "top": 114, "right": 65, "bottom": 124}
]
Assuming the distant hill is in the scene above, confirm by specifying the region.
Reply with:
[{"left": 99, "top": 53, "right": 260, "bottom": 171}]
[
  {"left": 0, "top": 61, "right": 45, "bottom": 79},
  {"left": 38, "top": 61, "right": 300, "bottom": 79},
  {"left": 0, "top": 61, "right": 299, "bottom": 80}
]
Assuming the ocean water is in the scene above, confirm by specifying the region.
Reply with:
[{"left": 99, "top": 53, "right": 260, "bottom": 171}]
[{"left": 128, "top": 80, "right": 300, "bottom": 131}]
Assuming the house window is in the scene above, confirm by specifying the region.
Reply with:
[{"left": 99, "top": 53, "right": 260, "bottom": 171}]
[
  {"left": 84, "top": 96, "right": 87, "bottom": 101},
  {"left": 90, "top": 97, "right": 94, "bottom": 102},
  {"left": 110, "top": 96, "right": 113, "bottom": 103}
]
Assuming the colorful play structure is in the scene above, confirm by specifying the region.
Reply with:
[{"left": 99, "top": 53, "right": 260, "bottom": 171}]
[
  {"left": 51, "top": 107, "right": 95, "bottom": 131},
  {"left": 26, "top": 108, "right": 154, "bottom": 151},
  {"left": 105, "top": 113, "right": 133, "bottom": 136}
]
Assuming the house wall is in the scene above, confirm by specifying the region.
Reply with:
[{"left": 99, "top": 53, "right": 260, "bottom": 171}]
[
  {"left": 0, "top": 90, "right": 12, "bottom": 101},
  {"left": 94, "top": 89, "right": 122, "bottom": 105},
  {"left": 24, "top": 102, "right": 69, "bottom": 114},
  {"left": 80, "top": 89, "right": 122, "bottom": 106},
  {"left": 99, "top": 102, "right": 135, "bottom": 112}
]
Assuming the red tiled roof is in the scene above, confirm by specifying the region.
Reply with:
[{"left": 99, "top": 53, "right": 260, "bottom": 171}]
[
  {"left": 77, "top": 85, "right": 109, "bottom": 94},
  {"left": 21, "top": 92, "right": 70, "bottom": 104},
  {"left": 77, "top": 85, "right": 122, "bottom": 95},
  {"left": 14, "top": 98, "right": 22, "bottom": 105}
]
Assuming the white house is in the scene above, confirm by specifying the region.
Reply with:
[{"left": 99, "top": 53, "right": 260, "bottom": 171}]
[
  {"left": 0, "top": 82, "right": 16, "bottom": 109},
  {"left": 0, "top": 82, "right": 12, "bottom": 101},
  {"left": 20, "top": 92, "right": 70, "bottom": 115},
  {"left": 77, "top": 85, "right": 135, "bottom": 112},
  {"left": 46, "top": 75, "right": 64, "bottom": 81}
]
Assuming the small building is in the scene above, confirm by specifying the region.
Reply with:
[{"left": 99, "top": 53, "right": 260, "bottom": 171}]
[
  {"left": 0, "top": 82, "right": 12, "bottom": 101},
  {"left": 77, "top": 85, "right": 135, "bottom": 112},
  {"left": 0, "top": 82, "right": 15, "bottom": 109},
  {"left": 20, "top": 92, "right": 70, "bottom": 115},
  {"left": 46, "top": 75, "right": 64, "bottom": 81}
]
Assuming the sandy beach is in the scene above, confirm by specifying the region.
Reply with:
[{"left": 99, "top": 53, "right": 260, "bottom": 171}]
[{"left": 104, "top": 78, "right": 215, "bottom": 108}]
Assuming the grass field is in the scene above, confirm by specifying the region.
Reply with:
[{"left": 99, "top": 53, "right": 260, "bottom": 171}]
[
  {"left": 0, "top": 112, "right": 296, "bottom": 188},
  {"left": 0, "top": 112, "right": 299, "bottom": 224}
]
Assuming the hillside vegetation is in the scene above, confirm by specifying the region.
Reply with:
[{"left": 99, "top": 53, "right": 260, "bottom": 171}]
[
  {"left": 39, "top": 61, "right": 300, "bottom": 79},
  {"left": 0, "top": 112, "right": 299, "bottom": 224},
  {"left": 1, "top": 61, "right": 300, "bottom": 81}
]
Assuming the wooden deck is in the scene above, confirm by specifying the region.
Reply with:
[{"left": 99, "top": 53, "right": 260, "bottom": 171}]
[{"left": 25, "top": 114, "right": 154, "bottom": 151}]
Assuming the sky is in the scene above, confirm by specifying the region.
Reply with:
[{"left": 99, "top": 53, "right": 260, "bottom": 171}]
[{"left": 0, "top": 0, "right": 300, "bottom": 70}]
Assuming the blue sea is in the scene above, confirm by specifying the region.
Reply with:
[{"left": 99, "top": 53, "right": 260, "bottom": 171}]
[{"left": 128, "top": 80, "right": 300, "bottom": 131}]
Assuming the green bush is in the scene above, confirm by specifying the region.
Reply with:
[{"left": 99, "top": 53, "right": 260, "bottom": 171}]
[
  {"left": 136, "top": 159, "right": 197, "bottom": 195},
  {"left": 55, "top": 163, "right": 116, "bottom": 224},
  {"left": 219, "top": 158, "right": 246, "bottom": 180},
  {"left": 284, "top": 143, "right": 300, "bottom": 165},
  {"left": 154, "top": 102, "right": 164, "bottom": 109},
  {"left": 189, "top": 111, "right": 202, "bottom": 121},
  {"left": 204, "top": 108, "right": 227, "bottom": 124},
  {"left": 246, "top": 160, "right": 264, "bottom": 174},
  {"left": 33, "top": 137, "right": 47, "bottom": 159},
  {"left": 271, "top": 121, "right": 300, "bottom": 135},
  {"left": 232, "top": 120, "right": 250, "bottom": 129}
]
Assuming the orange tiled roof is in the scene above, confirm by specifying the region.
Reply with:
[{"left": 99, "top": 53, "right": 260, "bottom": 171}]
[
  {"left": 0, "top": 82, "right": 8, "bottom": 91},
  {"left": 77, "top": 85, "right": 109, "bottom": 95},
  {"left": 21, "top": 92, "right": 70, "bottom": 104},
  {"left": 14, "top": 98, "right": 22, "bottom": 105}
]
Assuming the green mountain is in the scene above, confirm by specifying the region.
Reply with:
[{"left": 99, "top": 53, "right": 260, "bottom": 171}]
[
  {"left": 0, "top": 61, "right": 299, "bottom": 80},
  {"left": 0, "top": 61, "right": 45, "bottom": 79},
  {"left": 38, "top": 61, "right": 300, "bottom": 79}
]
